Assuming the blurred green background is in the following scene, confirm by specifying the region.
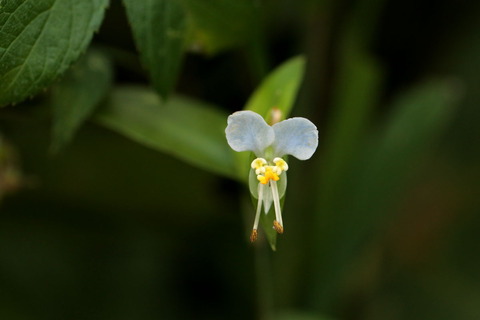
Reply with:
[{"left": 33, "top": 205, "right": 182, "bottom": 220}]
[{"left": 1, "top": 0, "right": 480, "bottom": 319}]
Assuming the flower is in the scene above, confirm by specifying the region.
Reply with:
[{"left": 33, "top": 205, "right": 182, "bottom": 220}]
[{"left": 225, "top": 110, "right": 318, "bottom": 242}]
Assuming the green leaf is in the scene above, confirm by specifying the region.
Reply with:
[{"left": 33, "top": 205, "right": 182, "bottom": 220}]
[
  {"left": 311, "top": 79, "right": 461, "bottom": 309},
  {"left": 122, "top": 0, "right": 186, "bottom": 99},
  {"left": 320, "top": 50, "right": 382, "bottom": 192},
  {"left": 181, "top": 0, "right": 257, "bottom": 54},
  {"left": 0, "top": 0, "right": 109, "bottom": 107},
  {"left": 245, "top": 55, "right": 306, "bottom": 121},
  {"left": 319, "top": 0, "right": 386, "bottom": 193},
  {"left": 50, "top": 49, "right": 113, "bottom": 152},
  {"left": 95, "top": 86, "right": 235, "bottom": 178}
]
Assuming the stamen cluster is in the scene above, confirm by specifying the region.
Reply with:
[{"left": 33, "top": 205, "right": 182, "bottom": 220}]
[
  {"left": 249, "top": 157, "right": 289, "bottom": 242},
  {"left": 251, "top": 157, "right": 289, "bottom": 185}
]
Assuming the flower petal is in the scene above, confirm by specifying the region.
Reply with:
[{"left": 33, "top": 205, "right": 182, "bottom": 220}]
[
  {"left": 226, "top": 111, "right": 274, "bottom": 156},
  {"left": 271, "top": 117, "right": 318, "bottom": 160}
]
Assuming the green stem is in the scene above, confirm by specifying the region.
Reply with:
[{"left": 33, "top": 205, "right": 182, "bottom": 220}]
[
  {"left": 255, "top": 239, "right": 274, "bottom": 320},
  {"left": 254, "top": 239, "right": 274, "bottom": 320},
  {"left": 242, "top": 194, "right": 274, "bottom": 319}
]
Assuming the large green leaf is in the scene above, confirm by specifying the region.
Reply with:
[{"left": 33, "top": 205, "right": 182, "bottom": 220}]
[
  {"left": 50, "top": 49, "right": 113, "bottom": 152},
  {"left": 311, "top": 80, "right": 460, "bottom": 310},
  {"left": 245, "top": 56, "right": 306, "bottom": 122},
  {"left": 0, "top": 0, "right": 109, "bottom": 107},
  {"left": 95, "top": 86, "right": 235, "bottom": 178},
  {"left": 181, "top": 0, "right": 257, "bottom": 54},
  {"left": 122, "top": 0, "right": 186, "bottom": 99}
]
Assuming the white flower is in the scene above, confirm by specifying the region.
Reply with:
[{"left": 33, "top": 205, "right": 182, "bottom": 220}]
[{"left": 225, "top": 110, "right": 318, "bottom": 242}]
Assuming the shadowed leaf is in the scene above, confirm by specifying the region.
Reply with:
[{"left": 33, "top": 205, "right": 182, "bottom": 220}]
[
  {"left": 0, "top": 0, "right": 108, "bottom": 107},
  {"left": 122, "top": 0, "right": 186, "bottom": 98},
  {"left": 95, "top": 86, "right": 235, "bottom": 178},
  {"left": 51, "top": 49, "right": 113, "bottom": 152}
]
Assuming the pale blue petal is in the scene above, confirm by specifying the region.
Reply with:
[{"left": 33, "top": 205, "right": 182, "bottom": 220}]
[
  {"left": 225, "top": 111, "right": 274, "bottom": 156},
  {"left": 272, "top": 117, "right": 318, "bottom": 160}
]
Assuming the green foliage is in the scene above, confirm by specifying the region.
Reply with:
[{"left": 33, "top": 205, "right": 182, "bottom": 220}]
[
  {"left": 95, "top": 86, "right": 235, "bottom": 178},
  {"left": 50, "top": 49, "right": 112, "bottom": 152},
  {"left": 0, "top": 0, "right": 108, "bottom": 107},
  {"left": 122, "top": 0, "right": 187, "bottom": 99},
  {"left": 0, "top": 0, "right": 261, "bottom": 107},
  {"left": 245, "top": 56, "right": 306, "bottom": 122},
  {"left": 311, "top": 79, "right": 460, "bottom": 309},
  {"left": 181, "top": 0, "right": 258, "bottom": 54}
]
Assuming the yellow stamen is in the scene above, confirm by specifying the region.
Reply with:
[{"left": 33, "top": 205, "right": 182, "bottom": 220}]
[
  {"left": 251, "top": 158, "right": 267, "bottom": 170},
  {"left": 273, "top": 157, "right": 289, "bottom": 172},
  {"left": 257, "top": 166, "right": 280, "bottom": 185}
]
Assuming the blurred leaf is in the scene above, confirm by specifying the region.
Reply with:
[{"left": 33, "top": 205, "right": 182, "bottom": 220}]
[
  {"left": 122, "top": 0, "right": 186, "bottom": 98},
  {"left": 50, "top": 49, "right": 112, "bottom": 152},
  {"left": 320, "top": 50, "right": 382, "bottom": 194},
  {"left": 0, "top": 0, "right": 108, "bottom": 107},
  {"left": 95, "top": 86, "right": 235, "bottom": 178},
  {"left": 319, "top": 0, "right": 385, "bottom": 194},
  {"left": 181, "top": 0, "right": 257, "bottom": 54},
  {"left": 311, "top": 80, "right": 460, "bottom": 310},
  {"left": 314, "top": 26, "right": 383, "bottom": 266},
  {"left": 245, "top": 55, "right": 306, "bottom": 121}
]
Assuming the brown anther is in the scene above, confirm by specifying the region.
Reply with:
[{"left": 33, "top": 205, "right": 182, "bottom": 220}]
[
  {"left": 250, "top": 229, "right": 258, "bottom": 243},
  {"left": 273, "top": 220, "right": 284, "bottom": 234}
]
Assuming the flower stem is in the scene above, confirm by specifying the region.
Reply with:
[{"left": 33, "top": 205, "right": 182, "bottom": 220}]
[
  {"left": 242, "top": 193, "right": 275, "bottom": 319},
  {"left": 254, "top": 235, "right": 275, "bottom": 320}
]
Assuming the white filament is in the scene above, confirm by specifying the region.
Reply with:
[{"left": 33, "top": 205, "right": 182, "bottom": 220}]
[
  {"left": 253, "top": 183, "right": 264, "bottom": 230},
  {"left": 270, "top": 180, "right": 283, "bottom": 226}
]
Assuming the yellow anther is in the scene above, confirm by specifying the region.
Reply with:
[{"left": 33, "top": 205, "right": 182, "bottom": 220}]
[
  {"left": 273, "top": 157, "right": 289, "bottom": 172},
  {"left": 257, "top": 175, "right": 267, "bottom": 184},
  {"left": 272, "top": 166, "right": 282, "bottom": 175},
  {"left": 255, "top": 167, "right": 266, "bottom": 175},
  {"left": 257, "top": 166, "right": 280, "bottom": 185},
  {"left": 251, "top": 158, "right": 267, "bottom": 170}
]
